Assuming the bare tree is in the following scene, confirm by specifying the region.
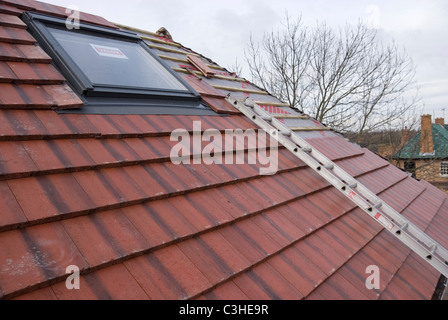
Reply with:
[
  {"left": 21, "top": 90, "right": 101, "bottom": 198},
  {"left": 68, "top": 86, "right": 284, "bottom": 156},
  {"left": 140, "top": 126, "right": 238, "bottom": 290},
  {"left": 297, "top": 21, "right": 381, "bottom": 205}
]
[
  {"left": 226, "top": 58, "right": 244, "bottom": 79},
  {"left": 245, "top": 15, "right": 419, "bottom": 139},
  {"left": 245, "top": 15, "right": 313, "bottom": 109}
]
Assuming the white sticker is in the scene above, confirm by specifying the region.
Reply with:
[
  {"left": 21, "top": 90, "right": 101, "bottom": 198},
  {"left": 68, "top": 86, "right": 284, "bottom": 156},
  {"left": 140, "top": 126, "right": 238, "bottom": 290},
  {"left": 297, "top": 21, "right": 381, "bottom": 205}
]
[
  {"left": 90, "top": 44, "right": 128, "bottom": 59},
  {"left": 375, "top": 212, "right": 394, "bottom": 230}
]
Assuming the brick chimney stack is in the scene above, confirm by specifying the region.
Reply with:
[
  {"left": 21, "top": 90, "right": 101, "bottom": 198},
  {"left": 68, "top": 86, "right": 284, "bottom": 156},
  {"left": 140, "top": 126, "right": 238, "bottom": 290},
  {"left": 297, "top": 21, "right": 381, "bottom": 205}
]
[
  {"left": 420, "top": 115, "right": 434, "bottom": 155},
  {"left": 435, "top": 118, "right": 445, "bottom": 126}
]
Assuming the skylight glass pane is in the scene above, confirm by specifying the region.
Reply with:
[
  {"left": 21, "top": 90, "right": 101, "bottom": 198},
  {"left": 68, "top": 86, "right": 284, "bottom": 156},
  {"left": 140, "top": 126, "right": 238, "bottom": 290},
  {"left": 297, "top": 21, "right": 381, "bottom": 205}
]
[{"left": 48, "top": 26, "right": 187, "bottom": 92}]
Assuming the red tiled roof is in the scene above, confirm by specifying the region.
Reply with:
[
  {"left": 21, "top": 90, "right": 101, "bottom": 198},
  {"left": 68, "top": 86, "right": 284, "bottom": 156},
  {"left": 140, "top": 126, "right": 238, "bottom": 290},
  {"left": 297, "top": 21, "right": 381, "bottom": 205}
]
[{"left": 1, "top": 0, "right": 448, "bottom": 301}]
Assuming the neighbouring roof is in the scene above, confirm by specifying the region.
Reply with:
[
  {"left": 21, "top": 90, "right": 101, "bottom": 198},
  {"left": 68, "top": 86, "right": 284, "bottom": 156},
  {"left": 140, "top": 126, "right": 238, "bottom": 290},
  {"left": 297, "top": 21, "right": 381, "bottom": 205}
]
[
  {"left": 394, "top": 124, "right": 448, "bottom": 160},
  {"left": 1, "top": 0, "right": 448, "bottom": 301}
]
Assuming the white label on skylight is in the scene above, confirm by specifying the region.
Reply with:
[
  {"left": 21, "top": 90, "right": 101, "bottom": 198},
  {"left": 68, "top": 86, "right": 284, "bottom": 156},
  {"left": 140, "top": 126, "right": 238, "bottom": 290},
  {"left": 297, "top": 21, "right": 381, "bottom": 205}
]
[{"left": 90, "top": 44, "right": 128, "bottom": 59}]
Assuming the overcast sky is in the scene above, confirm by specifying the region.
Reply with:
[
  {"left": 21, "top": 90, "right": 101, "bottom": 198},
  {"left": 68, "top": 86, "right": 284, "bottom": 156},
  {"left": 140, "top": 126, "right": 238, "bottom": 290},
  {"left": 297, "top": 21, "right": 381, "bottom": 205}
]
[{"left": 43, "top": 0, "right": 448, "bottom": 118}]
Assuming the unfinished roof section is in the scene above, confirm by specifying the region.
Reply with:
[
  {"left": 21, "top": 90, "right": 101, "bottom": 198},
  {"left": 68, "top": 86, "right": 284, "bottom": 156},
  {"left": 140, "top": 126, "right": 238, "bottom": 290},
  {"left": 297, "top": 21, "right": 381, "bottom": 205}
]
[{"left": 0, "top": 0, "right": 447, "bottom": 301}]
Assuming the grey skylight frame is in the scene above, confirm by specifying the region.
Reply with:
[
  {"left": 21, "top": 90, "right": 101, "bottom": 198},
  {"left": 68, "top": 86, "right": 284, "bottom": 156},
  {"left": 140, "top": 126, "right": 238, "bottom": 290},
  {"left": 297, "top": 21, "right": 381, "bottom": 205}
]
[{"left": 22, "top": 12, "right": 216, "bottom": 115}]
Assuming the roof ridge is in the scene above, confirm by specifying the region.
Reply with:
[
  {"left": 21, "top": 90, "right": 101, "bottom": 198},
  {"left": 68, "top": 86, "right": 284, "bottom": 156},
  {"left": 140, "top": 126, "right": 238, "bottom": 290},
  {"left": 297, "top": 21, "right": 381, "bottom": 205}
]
[{"left": 433, "top": 123, "right": 448, "bottom": 141}]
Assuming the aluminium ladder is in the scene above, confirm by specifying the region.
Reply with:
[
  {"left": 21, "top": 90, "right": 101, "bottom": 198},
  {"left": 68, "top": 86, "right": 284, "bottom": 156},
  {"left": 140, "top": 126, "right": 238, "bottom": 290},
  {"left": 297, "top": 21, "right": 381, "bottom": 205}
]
[{"left": 227, "top": 95, "right": 448, "bottom": 278}]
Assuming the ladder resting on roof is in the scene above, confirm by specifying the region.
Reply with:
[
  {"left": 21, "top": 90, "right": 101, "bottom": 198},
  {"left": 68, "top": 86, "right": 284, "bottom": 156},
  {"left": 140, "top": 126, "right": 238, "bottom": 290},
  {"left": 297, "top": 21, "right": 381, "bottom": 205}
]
[{"left": 227, "top": 95, "right": 448, "bottom": 278}]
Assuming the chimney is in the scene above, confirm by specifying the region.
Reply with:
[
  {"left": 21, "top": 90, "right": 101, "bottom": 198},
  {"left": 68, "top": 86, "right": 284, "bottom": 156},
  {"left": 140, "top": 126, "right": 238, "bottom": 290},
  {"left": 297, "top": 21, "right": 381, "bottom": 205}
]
[
  {"left": 420, "top": 115, "right": 434, "bottom": 155},
  {"left": 435, "top": 118, "right": 445, "bottom": 126}
]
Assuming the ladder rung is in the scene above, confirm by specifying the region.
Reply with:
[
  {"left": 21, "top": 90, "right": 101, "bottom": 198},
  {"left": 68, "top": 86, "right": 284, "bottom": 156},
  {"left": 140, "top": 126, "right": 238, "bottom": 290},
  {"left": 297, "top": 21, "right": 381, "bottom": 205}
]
[
  {"left": 290, "top": 127, "right": 332, "bottom": 132},
  {"left": 260, "top": 115, "right": 273, "bottom": 121},
  {"left": 212, "top": 84, "right": 269, "bottom": 95},
  {"left": 373, "top": 202, "right": 383, "bottom": 209},
  {"left": 302, "top": 147, "right": 312, "bottom": 153},
  {"left": 254, "top": 101, "right": 290, "bottom": 107},
  {"left": 274, "top": 115, "right": 310, "bottom": 120}
]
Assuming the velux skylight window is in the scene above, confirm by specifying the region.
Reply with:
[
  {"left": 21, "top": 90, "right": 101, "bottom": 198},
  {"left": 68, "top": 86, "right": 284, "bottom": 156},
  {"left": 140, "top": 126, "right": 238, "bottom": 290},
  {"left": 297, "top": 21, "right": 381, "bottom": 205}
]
[{"left": 23, "top": 12, "right": 215, "bottom": 115}]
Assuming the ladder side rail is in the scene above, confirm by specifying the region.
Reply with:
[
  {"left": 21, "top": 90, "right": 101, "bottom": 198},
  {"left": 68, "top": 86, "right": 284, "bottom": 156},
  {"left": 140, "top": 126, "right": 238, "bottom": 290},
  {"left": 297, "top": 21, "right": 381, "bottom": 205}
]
[
  {"left": 249, "top": 101, "right": 448, "bottom": 263},
  {"left": 227, "top": 96, "right": 448, "bottom": 277}
]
